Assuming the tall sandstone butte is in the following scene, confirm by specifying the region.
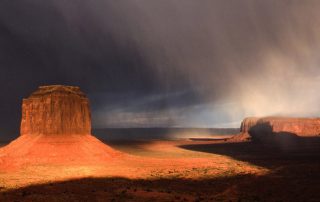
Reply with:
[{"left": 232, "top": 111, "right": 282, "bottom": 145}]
[
  {"left": 20, "top": 85, "right": 91, "bottom": 135},
  {"left": 0, "top": 85, "right": 120, "bottom": 168}
]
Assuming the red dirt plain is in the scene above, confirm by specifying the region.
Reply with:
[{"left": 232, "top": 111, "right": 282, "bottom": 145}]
[{"left": 0, "top": 137, "right": 320, "bottom": 202}]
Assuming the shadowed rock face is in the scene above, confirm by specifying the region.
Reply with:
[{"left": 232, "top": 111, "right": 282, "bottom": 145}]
[
  {"left": 241, "top": 117, "right": 320, "bottom": 137},
  {"left": 240, "top": 117, "right": 260, "bottom": 134},
  {"left": 20, "top": 85, "right": 91, "bottom": 136}
]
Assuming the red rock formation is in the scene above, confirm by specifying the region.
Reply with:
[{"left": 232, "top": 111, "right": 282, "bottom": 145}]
[
  {"left": 240, "top": 117, "right": 260, "bottom": 134},
  {"left": 0, "top": 85, "right": 120, "bottom": 168},
  {"left": 241, "top": 116, "right": 320, "bottom": 137},
  {"left": 227, "top": 117, "right": 260, "bottom": 142},
  {"left": 256, "top": 117, "right": 320, "bottom": 136},
  {"left": 20, "top": 85, "right": 91, "bottom": 135}
]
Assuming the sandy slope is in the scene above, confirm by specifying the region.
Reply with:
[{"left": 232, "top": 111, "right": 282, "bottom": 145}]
[{"left": 0, "top": 134, "right": 121, "bottom": 168}]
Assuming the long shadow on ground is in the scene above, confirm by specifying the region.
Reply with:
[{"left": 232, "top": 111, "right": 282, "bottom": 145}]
[
  {"left": 179, "top": 124, "right": 320, "bottom": 169},
  {"left": 1, "top": 137, "right": 320, "bottom": 202},
  {"left": 179, "top": 138, "right": 320, "bottom": 168},
  {"left": 1, "top": 172, "right": 320, "bottom": 202},
  {"left": 176, "top": 131, "right": 320, "bottom": 201}
]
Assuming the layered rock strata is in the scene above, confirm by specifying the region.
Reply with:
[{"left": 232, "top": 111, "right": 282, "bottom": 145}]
[
  {"left": 20, "top": 85, "right": 91, "bottom": 135},
  {"left": 0, "top": 85, "right": 120, "bottom": 168}
]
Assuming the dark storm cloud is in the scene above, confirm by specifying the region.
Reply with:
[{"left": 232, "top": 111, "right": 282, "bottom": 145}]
[{"left": 1, "top": 1, "right": 320, "bottom": 139}]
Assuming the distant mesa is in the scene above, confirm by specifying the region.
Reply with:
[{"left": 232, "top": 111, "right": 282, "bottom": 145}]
[
  {"left": 236, "top": 116, "right": 320, "bottom": 142},
  {"left": 0, "top": 85, "right": 120, "bottom": 168},
  {"left": 240, "top": 117, "right": 260, "bottom": 134}
]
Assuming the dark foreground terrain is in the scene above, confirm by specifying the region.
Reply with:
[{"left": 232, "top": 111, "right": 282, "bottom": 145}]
[{"left": 0, "top": 134, "right": 320, "bottom": 201}]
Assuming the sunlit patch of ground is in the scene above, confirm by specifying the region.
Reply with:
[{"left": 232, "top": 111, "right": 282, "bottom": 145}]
[
  {"left": 106, "top": 140, "right": 230, "bottom": 158},
  {"left": 0, "top": 139, "right": 319, "bottom": 201},
  {"left": 0, "top": 140, "right": 266, "bottom": 188}
]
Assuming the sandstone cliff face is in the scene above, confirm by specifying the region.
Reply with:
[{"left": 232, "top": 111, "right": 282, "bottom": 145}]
[
  {"left": 241, "top": 117, "right": 320, "bottom": 137},
  {"left": 240, "top": 117, "right": 260, "bottom": 133},
  {"left": 0, "top": 85, "right": 121, "bottom": 168},
  {"left": 20, "top": 85, "right": 91, "bottom": 135}
]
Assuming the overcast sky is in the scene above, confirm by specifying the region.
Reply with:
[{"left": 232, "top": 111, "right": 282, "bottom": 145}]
[{"left": 1, "top": 1, "right": 320, "bottom": 139}]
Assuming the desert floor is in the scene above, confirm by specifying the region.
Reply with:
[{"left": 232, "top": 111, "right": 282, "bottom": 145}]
[{"left": 0, "top": 137, "right": 320, "bottom": 202}]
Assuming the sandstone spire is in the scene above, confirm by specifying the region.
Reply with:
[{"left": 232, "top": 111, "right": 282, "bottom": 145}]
[{"left": 20, "top": 85, "right": 91, "bottom": 136}]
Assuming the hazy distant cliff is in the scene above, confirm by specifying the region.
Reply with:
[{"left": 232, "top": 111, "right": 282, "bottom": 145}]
[
  {"left": 240, "top": 117, "right": 260, "bottom": 134},
  {"left": 240, "top": 117, "right": 320, "bottom": 137}
]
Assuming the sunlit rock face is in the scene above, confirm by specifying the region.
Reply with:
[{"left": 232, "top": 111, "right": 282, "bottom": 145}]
[
  {"left": 0, "top": 85, "right": 120, "bottom": 169},
  {"left": 20, "top": 85, "right": 91, "bottom": 135},
  {"left": 241, "top": 117, "right": 320, "bottom": 137}
]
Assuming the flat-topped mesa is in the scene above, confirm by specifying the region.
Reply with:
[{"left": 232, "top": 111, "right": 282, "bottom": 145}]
[
  {"left": 240, "top": 117, "right": 260, "bottom": 133},
  {"left": 20, "top": 85, "right": 91, "bottom": 136},
  {"left": 241, "top": 116, "right": 320, "bottom": 137},
  {"left": 226, "top": 117, "right": 260, "bottom": 141},
  {"left": 257, "top": 117, "right": 320, "bottom": 136}
]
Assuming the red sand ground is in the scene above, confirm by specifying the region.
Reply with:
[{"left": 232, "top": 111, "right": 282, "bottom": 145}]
[
  {"left": 0, "top": 134, "right": 121, "bottom": 169},
  {"left": 0, "top": 137, "right": 320, "bottom": 201},
  {"left": 1, "top": 85, "right": 319, "bottom": 201}
]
